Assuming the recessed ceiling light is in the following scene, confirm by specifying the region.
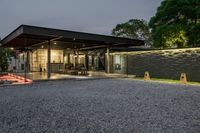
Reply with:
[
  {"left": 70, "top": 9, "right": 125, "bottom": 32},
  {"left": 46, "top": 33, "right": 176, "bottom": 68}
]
[
  {"left": 54, "top": 42, "right": 57, "bottom": 45},
  {"left": 41, "top": 45, "right": 44, "bottom": 48}
]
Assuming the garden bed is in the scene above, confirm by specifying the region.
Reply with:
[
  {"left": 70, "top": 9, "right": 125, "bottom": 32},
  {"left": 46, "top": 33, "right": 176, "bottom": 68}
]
[{"left": 0, "top": 73, "right": 32, "bottom": 85}]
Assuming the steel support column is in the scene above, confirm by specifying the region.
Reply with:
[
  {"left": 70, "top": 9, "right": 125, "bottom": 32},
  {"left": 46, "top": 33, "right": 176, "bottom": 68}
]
[
  {"left": 47, "top": 40, "right": 51, "bottom": 79},
  {"left": 26, "top": 50, "right": 30, "bottom": 73},
  {"left": 77, "top": 49, "right": 79, "bottom": 67},
  {"left": 24, "top": 39, "right": 27, "bottom": 82},
  {"left": 85, "top": 51, "right": 89, "bottom": 70}
]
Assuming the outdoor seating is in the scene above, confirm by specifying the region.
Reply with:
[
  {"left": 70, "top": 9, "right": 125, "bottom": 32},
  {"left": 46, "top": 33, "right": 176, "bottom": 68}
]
[
  {"left": 64, "top": 64, "right": 88, "bottom": 75},
  {"left": 79, "top": 67, "right": 88, "bottom": 75}
]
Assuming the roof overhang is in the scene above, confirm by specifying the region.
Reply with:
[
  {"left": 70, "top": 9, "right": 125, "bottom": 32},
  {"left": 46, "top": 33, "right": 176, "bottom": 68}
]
[{"left": 0, "top": 25, "right": 144, "bottom": 50}]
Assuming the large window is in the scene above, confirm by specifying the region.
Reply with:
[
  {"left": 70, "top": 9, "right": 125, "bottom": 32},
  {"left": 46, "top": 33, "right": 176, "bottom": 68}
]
[
  {"left": 30, "top": 49, "right": 63, "bottom": 72},
  {"left": 51, "top": 50, "right": 63, "bottom": 63},
  {"left": 113, "top": 55, "right": 121, "bottom": 70}
]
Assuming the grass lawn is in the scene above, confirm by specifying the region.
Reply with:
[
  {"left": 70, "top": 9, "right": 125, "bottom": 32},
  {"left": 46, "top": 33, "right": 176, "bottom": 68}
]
[{"left": 134, "top": 77, "right": 200, "bottom": 86}]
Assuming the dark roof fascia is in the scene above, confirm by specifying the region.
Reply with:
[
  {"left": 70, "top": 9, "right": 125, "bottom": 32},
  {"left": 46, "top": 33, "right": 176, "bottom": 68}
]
[
  {"left": 1, "top": 25, "right": 24, "bottom": 47},
  {"left": 22, "top": 25, "right": 144, "bottom": 45},
  {"left": 1, "top": 25, "right": 144, "bottom": 47}
]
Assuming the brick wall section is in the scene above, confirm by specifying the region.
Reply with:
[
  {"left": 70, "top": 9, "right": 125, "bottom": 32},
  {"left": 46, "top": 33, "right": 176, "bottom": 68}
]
[{"left": 110, "top": 48, "right": 200, "bottom": 82}]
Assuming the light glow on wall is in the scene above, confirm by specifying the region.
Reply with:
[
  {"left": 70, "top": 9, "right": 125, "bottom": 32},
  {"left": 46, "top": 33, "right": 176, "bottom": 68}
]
[
  {"left": 30, "top": 49, "right": 63, "bottom": 71},
  {"left": 110, "top": 47, "right": 200, "bottom": 55}
]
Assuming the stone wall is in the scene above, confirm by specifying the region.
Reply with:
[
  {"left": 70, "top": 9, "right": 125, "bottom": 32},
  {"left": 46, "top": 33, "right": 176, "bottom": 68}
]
[{"left": 110, "top": 48, "right": 200, "bottom": 82}]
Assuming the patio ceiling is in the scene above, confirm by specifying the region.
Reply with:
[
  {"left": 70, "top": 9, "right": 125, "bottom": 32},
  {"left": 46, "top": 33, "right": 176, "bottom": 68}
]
[{"left": 0, "top": 25, "right": 144, "bottom": 50}]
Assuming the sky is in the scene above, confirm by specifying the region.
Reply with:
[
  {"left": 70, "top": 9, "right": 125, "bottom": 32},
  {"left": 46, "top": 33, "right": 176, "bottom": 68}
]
[{"left": 0, "top": 0, "right": 162, "bottom": 39}]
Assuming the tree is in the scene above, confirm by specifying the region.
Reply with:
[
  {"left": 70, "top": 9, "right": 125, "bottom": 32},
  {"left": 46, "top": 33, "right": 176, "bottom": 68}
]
[
  {"left": 0, "top": 48, "right": 12, "bottom": 72},
  {"left": 149, "top": 0, "right": 200, "bottom": 48},
  {"left": 112, "top": 19, "right": 152, "bottom": 46}
]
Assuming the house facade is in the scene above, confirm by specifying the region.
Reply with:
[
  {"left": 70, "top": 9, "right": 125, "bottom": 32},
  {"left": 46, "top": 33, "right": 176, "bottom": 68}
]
[{"left": 1, "top": 25, "right": 144, "bottom": 79}]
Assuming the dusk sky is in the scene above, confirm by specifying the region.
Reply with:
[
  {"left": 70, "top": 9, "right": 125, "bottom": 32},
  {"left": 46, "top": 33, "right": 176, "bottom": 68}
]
[{"left": 0, "top": 0, "right": 162, "bottom": 39}]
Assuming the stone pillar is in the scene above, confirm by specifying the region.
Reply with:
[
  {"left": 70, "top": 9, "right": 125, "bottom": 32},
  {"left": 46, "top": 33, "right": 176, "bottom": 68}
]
[{"left": 47, "top": 40, "right": 51, "bottom": 79}]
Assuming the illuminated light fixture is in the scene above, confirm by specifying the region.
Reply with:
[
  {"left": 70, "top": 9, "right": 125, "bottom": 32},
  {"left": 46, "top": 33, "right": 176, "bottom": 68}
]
[
  {"left": 73, "top": 38, "right": 76, "bottom": 41},
  {"left": 10, "top": 47, "right": 14, "bottom": 50},
  {"left": 54, "top": 42, "right": 57, "bottom": 45},
  {"left": 41, "top": 45, "right": 44, "bottom": 48}
]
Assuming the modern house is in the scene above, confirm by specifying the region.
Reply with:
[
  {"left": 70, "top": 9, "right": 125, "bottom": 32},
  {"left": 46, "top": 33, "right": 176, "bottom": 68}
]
[{"left": 0, "top": 25, "right": 144, "bottom": 80}]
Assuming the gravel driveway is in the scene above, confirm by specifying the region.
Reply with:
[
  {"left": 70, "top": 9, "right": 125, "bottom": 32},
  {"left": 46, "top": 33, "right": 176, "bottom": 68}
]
[{"left": 0, "top": 79, "right": 200, "bottom": 133}]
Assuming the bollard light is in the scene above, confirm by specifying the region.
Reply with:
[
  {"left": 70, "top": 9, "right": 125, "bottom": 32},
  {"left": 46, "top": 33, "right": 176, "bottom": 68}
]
[
  {"left": 180, "top": 73, "right": 187, "bottom": 84},
  {"left": 144, "top": 71, "right": 151, "bottom": 81}
]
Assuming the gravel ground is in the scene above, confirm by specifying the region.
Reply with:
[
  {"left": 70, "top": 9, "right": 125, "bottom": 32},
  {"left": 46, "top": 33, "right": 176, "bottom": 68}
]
[{"left": 0, "top": 79, "right": 200, "bottom": 133}]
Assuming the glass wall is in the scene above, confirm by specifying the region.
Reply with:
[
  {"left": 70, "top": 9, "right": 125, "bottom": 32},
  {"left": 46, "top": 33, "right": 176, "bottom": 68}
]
[
  {"left": 30, "top": 49, "right": 63, "bottom": 72},
  {"left": 29, "top": 49, "right": 106, "bottom": 73},
  {"left": 51, "top": 50, "right": 63, "bottom": 63},
  {"left": 111, "top": 54, "right": 126, "bottom": 74}
]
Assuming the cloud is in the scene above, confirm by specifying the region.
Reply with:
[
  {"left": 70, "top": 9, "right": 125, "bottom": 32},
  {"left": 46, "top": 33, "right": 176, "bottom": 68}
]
[{"left": 0, "top": 0, "right": 162, "bottom": 38}]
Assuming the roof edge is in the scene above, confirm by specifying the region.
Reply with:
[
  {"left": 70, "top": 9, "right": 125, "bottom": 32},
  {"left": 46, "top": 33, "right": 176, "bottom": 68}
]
[
  {"left": 1, "top": 25, "right": 24, "bottom": 46},
  {"left": 1, "top": 24, "right": 145, "bottom": 47},
  {"left": 20, "top": 24, "right": 144, "bottom": 42}
]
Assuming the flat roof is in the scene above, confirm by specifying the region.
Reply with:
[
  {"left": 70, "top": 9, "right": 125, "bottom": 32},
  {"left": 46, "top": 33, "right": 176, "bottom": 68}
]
[{"left": 0, "top": 25, "right": 144, "bottom": 49}]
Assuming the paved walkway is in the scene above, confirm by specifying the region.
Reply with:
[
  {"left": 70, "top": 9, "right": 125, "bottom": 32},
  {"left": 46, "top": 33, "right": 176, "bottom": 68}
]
[{"left": 15, "top": 71, "right": 135, "bottom": 81}]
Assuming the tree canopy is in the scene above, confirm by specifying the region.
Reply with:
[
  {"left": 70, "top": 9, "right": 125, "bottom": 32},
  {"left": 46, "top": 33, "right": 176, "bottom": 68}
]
[
  {"left": 112, "top": 19, "right": 152, "bottom": 46},
  {"left": 0, "top": 48, "right": 12, "bottom": 71},
  {"left": 149, "top": 0, "right": 200, "bottom": 48}
]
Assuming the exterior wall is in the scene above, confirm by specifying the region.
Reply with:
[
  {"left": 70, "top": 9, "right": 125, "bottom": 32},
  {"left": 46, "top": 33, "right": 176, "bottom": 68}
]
[
  {"left": 8, "top": 52, "right": 26, "bottom": 72},
  {"left": 110, "top": 48, "right": 200, "bottom": 82},
  {"left": 8, "top": 57, "right": 16, "bottom": 71}
]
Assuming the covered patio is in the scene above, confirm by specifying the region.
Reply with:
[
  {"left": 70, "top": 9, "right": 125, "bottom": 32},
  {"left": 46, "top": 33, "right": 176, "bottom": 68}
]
[{"left": 1, "top": 25, "right": 144, "bottom": 81}]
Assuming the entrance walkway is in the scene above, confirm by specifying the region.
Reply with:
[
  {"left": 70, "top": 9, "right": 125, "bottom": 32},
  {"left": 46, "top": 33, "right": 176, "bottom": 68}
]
[{"left": 14, "top": 71, "right": 135, "bottom": 81}]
